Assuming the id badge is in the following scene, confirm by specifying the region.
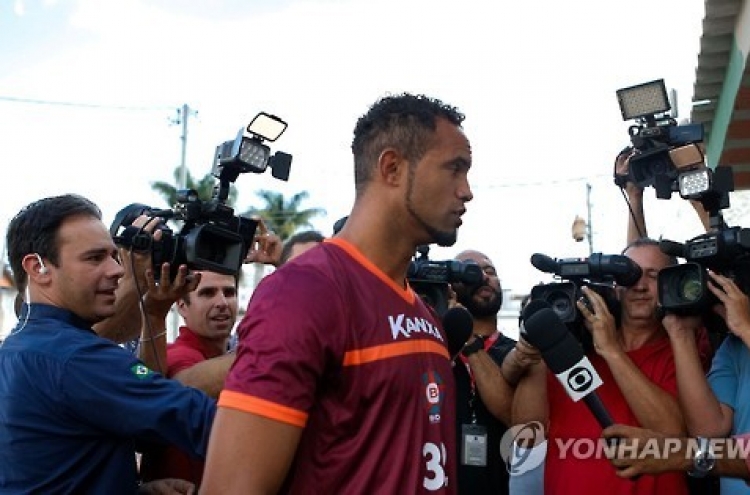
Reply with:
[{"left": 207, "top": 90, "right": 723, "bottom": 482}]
[{"left": 461, "top": 423, "right": 488, "bottom": 467}]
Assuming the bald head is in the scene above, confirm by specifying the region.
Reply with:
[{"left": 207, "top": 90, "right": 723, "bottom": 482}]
[
  {"left": 455, "top": 249, "right": 491, "bottom": 265},
  {"left": 453, "top": 249, "right": 503, "bottom": 318}
]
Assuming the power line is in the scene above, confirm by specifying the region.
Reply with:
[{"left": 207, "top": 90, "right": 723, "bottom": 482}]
[
  {"left": 0, "top": 95, "right": 173, "bottom": 112},
  {"left": 472, "top": 173, "right": 611, "bottom": 190}
]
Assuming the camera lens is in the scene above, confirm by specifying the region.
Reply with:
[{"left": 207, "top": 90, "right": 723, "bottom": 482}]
[
  {"left": 547, "top": 290, "right": 575, "bottom": 322},
  {"left": 677, "top": 272, "right": 703, "bottom": 302}
]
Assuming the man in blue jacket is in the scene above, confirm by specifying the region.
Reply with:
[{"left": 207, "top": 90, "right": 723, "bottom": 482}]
[{"left": 0, "top": 193, "right": 216, "bottom": 494}]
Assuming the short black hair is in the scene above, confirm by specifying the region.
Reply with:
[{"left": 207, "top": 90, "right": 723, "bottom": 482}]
[
  {"left": 7, "top": 194, "right": 101, "bottom": 290},
  {"left": 280, "top": 230, "right": 325, "bottom": 265},
  {"left": 351, "top": 93, "right": 464, "bottom": 196}
]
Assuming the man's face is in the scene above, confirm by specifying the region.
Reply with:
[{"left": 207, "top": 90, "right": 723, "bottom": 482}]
[
  {"left": 405, "top": 118, "right": 473, "bottom": 247},
  {"left": 619, "top": 244, "right": 672, "bottom": 324},
  {"left": 47, "top": 214, "right": 125, "bottom": 323},
  {"left": 177, "top": 271, "right": 238, "bottom": 342},
  {"left": 453, "top": 251, "right": 503, "bottom": 318}
]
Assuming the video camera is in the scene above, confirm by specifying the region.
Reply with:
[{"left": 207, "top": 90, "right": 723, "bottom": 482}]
[
  {"left": 407, "top": 245, "right": 484, "bottom": 317},
  {"left": 110, "top": 112, "right": 293, "bottom": 280},
  {"left": 529, "top": 253, "right": 642, "bottom": 350},
  {"left": 656, "top": 167, "right": 750, "bottom": 316},
  {"left": 614, "top": 79, "right": 705, "bottom": 198}
]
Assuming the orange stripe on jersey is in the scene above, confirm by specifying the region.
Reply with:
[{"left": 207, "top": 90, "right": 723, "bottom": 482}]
[
  {"left": 343, "top": 339, "right": 449, "bottom": 366},
  {"left": 325, "top": 238, "right": 416, "bottom": 304},
  {"left": 218, "top": 390, "right": 308, "bottom": 428}
]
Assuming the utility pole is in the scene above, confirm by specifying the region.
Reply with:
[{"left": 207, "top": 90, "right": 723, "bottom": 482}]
[
  {"left": 173, "top": 103, "right": 198, "bottom": 189},
  {"left": 168, "top": 104, "right": 197, "bottom": 340},
  {"left": 586, "top": 182, "right": 594, "bottom": 254}
]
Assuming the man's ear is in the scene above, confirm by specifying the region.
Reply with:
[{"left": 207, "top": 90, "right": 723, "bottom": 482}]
[{"left": 377, "top": 148, "right": 407, "bottom": 187}]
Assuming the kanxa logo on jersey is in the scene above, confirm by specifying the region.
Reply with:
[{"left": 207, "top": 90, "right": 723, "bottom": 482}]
[
  {"left": 388, "top": 314, "right": 444, "bottom": 341},
  {"left": 422, "top": 369, "right": 445, "bottom": 424},
  {"left": 388, "top": 313, "right": 443, "bottom": 341}
]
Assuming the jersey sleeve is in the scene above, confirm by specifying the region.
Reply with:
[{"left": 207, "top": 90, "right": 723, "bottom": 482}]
[
  {"left": 60, "top": 340, "right": 216, "bottom": 458},
  {"left": 220, "top": 264, "right": 346, "bottom": 427}
]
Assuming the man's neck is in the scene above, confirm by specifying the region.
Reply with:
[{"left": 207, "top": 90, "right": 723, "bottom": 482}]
[
  {"left": 619, "top": 318, "right": 665, "bottom": 351},
  {"left": 472, "top": 316, "right": 499, "bottom": 338}
]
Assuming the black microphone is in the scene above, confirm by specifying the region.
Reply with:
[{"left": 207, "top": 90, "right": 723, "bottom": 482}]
[
  {"left": 659, "top": 239, "right": 686, "bottom": 259},
  {"left": 523, "top": 308, "right": 614, "bottom": 429},
  {"left": 530, "top": 253, "right": 558, "bottom": 274},
  {"left": 519, "top": 299, "right": 552, "bottom": 339},
  {"left": 442, "top": 306, "right": 474, "bottom": 360}
]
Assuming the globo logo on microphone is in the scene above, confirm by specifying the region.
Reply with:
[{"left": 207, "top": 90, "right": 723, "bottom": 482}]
[{"left": 555, "top": 356, "right": 603, "bottom": 402}]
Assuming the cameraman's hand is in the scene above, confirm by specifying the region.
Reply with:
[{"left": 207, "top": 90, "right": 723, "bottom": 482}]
[
  {"left": 513, "top": 336, "right": 542, "bottom": 369},
  {"left": 577, "top": 286, "right": 620, "bottom": 358},
  {"left": 708, "top": 270, "right": 750, "bottom": 339},
  {"left": 244, "top": 216, "right": 283, "bottom": 266},
  {"left": 614, "top": 148, "right": 642, "bottom": 197},
  {"left": 141, "top": 263, "right": 201, "bottom": 320},
  {"left": 661, "top": 313, "right": 702, "bottom": 343}
]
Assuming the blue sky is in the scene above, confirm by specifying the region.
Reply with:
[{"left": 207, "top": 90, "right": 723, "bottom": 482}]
[{"left": 0, "top": 0, "right": 710, "bottom": 298}]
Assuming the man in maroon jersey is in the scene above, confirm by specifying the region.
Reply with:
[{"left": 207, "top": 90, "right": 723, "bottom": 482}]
[{"left": 201, "top": 93, "right": 473, "bottom": 494}]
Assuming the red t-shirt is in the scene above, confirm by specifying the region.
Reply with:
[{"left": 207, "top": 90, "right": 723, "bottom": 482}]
[
  {"left": 545, "top": 336, "right": 688, "bottom": 495},
  {"left": 140, "top": 327, "right": 221, "bottom": 486},
  {"left": 220, "top": 238, "right": 457, "bottom": 494}
]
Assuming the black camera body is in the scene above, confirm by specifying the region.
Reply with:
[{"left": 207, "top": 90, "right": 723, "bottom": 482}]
[
  {"left": 111, "top": 112, "right": 292, "bottom": 280},
  {"left": 529, "top": 253, "right": 642, "bottom": 350},
  {"left": 407, "top": 245, "right": 484, "bottom": 317},
  {"left": 110, "top": 191, "right": 257, "bottom": 280},
  {"left": 626, "top": 122, "right": 704, "bottom": 194},
  {"left": 658, "top": 227, "right": 750, "bottom": 314},
  {"left": 615, "top": 78, "right": 705, "bottom": 198}
]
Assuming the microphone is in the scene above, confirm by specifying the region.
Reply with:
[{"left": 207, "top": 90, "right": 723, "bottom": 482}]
[
  {"left": 523, "top": 308, "right": 614, "bottom": 429},
  {"left": 442, "top": 306, "right": 474, "bottom": 360},
  {"left": 519, "top": 299, "right": 552, "bottom": 338},
  {"left": 658, "top": 239, "right": 686, "bottom": 258},
  {"left": 530, "top": 253, "right": 558, "bottom": 274}
]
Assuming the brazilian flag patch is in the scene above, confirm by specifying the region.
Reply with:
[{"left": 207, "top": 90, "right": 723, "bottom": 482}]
[{"left": 130, "top": 364, "right": 154, "bottom": 380}]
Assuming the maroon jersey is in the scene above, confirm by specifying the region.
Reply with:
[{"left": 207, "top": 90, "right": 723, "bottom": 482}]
[{"left": 220, "top": 238, "right": 457, "bottom": 494}]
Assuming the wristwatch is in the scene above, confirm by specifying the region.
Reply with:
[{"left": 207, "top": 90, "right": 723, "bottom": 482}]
[
  {"left": 688, "top": 437, "right": 716, "bottom": 478},
  {"left": 461, "top": 336, "right": 485, "bottom": 357}
]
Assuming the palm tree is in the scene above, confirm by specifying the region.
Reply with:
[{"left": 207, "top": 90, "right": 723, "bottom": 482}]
[
  {"left": 242, "top": 190, "right": 326, "bottom": 241},
  {"left": 150, "top": 166, "right": 238, "bottom": 208}
]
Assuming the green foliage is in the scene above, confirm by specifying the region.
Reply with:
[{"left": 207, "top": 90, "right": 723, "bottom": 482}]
[
  {"left": 150, "top": 169, "right": 325, "bottom": 242},
  {"left": 150, "top": 167, "right": 238, "bottom": 208},
  {"left": 242, "top": 190, "right": 326, "bottom": 241}
]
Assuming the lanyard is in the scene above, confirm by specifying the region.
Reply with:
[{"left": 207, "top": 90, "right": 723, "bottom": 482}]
[{"left": 459, "top": 332, "right": 499, "bottom": 423}]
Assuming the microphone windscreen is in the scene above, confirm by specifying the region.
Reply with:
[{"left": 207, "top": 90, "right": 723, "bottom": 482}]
[
  {"left": 659, "top": 239, "right": 685, "bottom": 259},
  {"left": 521, "top": 299, "right": 552, "bottom": 324},
  {"left": 442, "top": 306, "right": 474, "bottom": 357},
  {"left": 523, "top": 308, "right": 586, "bottom": 373},
  {"left": 530, "top": 253, "right": 558, "bottom": 274}
]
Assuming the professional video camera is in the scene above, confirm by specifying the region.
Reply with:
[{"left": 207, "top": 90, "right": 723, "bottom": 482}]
[
  {"left": 614, "top": 79, "right": 705, "bottom": 198},
  {"left": 407, "top": 245, "right": 484, "bottom": 317},
  {"left": 656, "top": 166, "right": 750, "bottom": 317},
  {"left": 529, "top": 252, "right": 642, "bottom": 350},
  {"left": 110, "top": 112, "right": 293, "bottom": 280}
]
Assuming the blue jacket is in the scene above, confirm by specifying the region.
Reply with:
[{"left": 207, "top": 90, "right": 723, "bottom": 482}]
[{"left": 0, "top": 304, "right": 216, "bottom": 494}]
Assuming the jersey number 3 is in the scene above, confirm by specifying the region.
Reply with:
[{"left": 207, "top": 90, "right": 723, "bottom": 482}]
[{"left": 423, "top": 442, "right": 447, "bottom": 491}]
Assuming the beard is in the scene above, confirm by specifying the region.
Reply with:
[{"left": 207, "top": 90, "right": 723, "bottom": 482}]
[
  {"left": 405, "top": 170, "right": 458, "bottom": 247},
  {"left": 455, "top": 283, "right": 503, "bottom": 318}
]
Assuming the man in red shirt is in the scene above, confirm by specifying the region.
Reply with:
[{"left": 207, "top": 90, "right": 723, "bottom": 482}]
[{"left": 140, "top": 270, "right": 238, "bottom": 487}]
